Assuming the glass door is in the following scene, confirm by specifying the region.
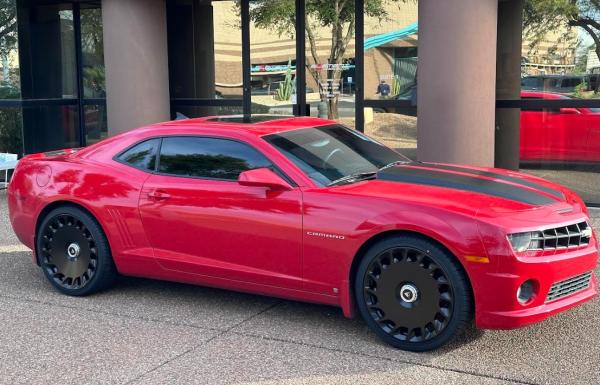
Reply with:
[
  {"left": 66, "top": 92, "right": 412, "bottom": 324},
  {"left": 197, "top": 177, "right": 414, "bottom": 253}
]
[
  {"left": 248, "top": 0, "right": 299, "bottom": 117},
  {"left": 80, "top": 3, "right": 107, "bottom": 145},
  {"left": 304, "top": 2, "right": 356, "bottom": 127}
]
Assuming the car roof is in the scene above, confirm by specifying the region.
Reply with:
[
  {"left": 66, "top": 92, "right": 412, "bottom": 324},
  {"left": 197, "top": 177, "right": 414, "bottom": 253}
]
[
  {"left": 520, "top": 90, "right": 570, "bottom": 99},
  {"left": 153, "top": 115, "right": 335, "bottom": 136},
  {"left": 76, "top": 115, "right": 338, "bottom": 161},
  {"left": 523, "top": 74, "right": 583, "bottom": 79}
]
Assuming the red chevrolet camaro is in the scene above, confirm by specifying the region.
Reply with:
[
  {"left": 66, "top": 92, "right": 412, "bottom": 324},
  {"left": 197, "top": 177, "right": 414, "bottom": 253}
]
[
  {"left": 521, "top": 91, "right": 600, "bottom": 163},
  {"left": 8, "top": 116, "right": 598, "bottom": 351}
]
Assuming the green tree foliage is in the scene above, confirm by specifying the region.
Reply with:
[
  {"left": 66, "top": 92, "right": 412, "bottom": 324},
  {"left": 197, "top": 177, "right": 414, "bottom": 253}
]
[
  {"left": 0, "top": 1, "right": 20, "bottom": 154},
  {"left": 0, "top": 0, "right": 18, "bottom": 86},
  {"left": 524, "top": 0, "right": 600, "bottom": 69},
  {"left": 0, "top": 0, "right": 17, "bottom": 42},
  {"left": 248, "top": 0, "right": 406, "bottom": 119},
  {"left": 0, "top": 108, "right": 23, "bottom": 155}
]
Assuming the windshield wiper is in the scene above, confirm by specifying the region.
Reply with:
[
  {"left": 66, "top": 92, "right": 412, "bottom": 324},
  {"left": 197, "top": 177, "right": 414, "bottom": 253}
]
[
  {"left": 327, "top": 160, "right": 411, "bottom": 187},
  {"left": 378, "top": 160, "right": 411, "bottom": 172},
  {"left": 328, "top": 171, "right": 378, "bottom": 186}
]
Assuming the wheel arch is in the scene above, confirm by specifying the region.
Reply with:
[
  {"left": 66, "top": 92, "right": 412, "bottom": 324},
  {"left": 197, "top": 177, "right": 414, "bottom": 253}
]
[
  {"left": 34, "top": 200, "right": 111, "bottom": 266},
  {"left": 344, "top": 229, "right": 475, "bottom": 319}
]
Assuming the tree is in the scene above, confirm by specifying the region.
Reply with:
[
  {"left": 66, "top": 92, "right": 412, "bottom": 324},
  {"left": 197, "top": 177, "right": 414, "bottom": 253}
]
[
  {"left": 0, "top": 0, "right": 18, "bottom": 86},
  {"left": 248, "top": 0, "right": 405, "bottom": 119},
  {"left": 524, "top": 0, "right": 600, "bottom": 75},
  {"left": 0, "top": 0, "right": 16, "bottom": 42}
]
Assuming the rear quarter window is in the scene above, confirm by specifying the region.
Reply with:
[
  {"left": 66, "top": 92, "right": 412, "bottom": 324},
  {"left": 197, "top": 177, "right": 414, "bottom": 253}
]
[{"left": 116, "top": 138, "right": 160, "bottom": 171}]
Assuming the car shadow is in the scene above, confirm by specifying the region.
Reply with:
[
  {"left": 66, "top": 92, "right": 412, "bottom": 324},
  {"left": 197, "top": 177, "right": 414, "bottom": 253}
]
[{"left": 107, "top": 274, "right": 486, "bottom": 355}]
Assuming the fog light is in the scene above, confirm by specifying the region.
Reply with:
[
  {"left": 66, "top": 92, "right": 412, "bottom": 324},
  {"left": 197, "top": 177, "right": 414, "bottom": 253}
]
[{"left": 517, "top": 280, "right": 536, "bottom": 304}]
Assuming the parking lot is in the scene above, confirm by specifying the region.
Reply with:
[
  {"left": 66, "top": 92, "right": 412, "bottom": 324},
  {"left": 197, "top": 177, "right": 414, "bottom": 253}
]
[{"left": 0, "top": 192, "right": 598, "bottom": 385}]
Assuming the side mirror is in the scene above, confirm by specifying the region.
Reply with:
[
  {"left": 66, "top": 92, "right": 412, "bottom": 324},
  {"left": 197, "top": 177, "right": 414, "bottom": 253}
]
[
  {"left": 559, "top": 107, "right": 581, "bottom": 115},
  {"left": 238, "top": 168, "right": 292, "bottom": 190}
]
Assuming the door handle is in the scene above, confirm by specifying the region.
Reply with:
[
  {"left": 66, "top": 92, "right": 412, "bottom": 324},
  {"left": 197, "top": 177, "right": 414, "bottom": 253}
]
[{"left": 148, "top": 190, "right": 171, "bottom": 200}]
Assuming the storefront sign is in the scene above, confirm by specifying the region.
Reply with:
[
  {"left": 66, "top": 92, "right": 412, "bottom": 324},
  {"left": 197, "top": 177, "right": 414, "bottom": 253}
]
[
  {"left": 311, "top": 63, "right": 355, "bottom": 71},
  {"left": 251, "top": 64, "right": 296, "bottom": 73},
  {"left": 319, "top": 79, "right": 340, "bottom": 98}
]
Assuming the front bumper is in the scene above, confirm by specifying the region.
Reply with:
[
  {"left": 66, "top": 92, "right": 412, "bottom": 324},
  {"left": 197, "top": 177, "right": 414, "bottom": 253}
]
[{"left": 474, "top": 244, "right": 598, "bottom": 329}]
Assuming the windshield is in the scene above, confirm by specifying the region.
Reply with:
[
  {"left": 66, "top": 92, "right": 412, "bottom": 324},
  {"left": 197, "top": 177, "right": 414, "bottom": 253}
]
[{"left": 263, "top": 125, "right": 409, "bottom": 186}]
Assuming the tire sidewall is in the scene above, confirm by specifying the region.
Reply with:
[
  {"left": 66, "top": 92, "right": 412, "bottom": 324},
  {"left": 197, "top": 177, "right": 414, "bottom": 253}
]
[
  {"left": 354, "top": 234, "right": 472, "bottom": 352},
  {"left": 36, "top": 206, "right": 114, "bottom": 296}
]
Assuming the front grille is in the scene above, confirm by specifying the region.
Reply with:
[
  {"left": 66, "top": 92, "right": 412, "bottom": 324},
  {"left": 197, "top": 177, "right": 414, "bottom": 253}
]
[
  {"left": 546, "top": 271, "right": 593, "bottom": 303},
  {"left": 530, "top": 221, "right": 592, "bottom": 251}
]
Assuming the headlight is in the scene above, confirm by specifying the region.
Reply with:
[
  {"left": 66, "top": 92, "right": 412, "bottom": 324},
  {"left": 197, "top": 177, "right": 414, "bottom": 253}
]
[
  {"left": 507, "top": 232, "right": 533, "bottom": 252},
  {"left": 507, "top": 232, "right": 543, "bottom": 252}
]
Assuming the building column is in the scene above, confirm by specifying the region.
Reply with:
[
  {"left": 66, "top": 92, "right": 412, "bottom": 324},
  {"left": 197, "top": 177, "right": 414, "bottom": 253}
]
[
  {"left": 495, "top": 0, "right": 524, "bottom": 170},
  {"left": 194, "top": 1, "right": 216, "bottom": 98},
  {"left": 102, "top": 0, "right": 170, "bottom": 135},
  {"left": 417, "top": 0, "right": 498, "bottom": 167}
]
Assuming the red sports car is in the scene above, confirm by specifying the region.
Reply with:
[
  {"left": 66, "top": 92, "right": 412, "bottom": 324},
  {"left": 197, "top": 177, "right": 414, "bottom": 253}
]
[
  {"left": 8, "top": 116, "right": 598, "bottom": 351},
  {"left": 521, "top": 91, "right": 600, "bottom": 162}
]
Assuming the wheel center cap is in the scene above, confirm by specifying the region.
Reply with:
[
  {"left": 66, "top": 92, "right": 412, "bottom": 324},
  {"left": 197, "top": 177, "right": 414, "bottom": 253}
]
[
  {"left": 66, "top": 243, "right": 81, "bottom": 261},
  {"left": 399, "top": 284, "right": 419, "bottom": 303}
]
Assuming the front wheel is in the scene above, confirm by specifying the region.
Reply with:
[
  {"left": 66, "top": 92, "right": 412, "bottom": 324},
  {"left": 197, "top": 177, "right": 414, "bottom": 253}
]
[
  {"left": 354, "top": 234, "right": 473, "bottom": 351},
  {"left": 36, "top": 206, "right": 117, "bottom": 296}
]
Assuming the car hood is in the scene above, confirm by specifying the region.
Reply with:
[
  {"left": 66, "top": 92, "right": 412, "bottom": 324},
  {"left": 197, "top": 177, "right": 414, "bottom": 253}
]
[{"left": 330, "top": 162, "right": 586, "bottom": 222}]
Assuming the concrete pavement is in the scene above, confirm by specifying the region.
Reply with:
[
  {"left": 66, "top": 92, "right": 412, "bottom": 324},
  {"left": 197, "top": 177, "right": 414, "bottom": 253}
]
[{"left": 0, "top": 192, "right": 598, "bottom": 385}]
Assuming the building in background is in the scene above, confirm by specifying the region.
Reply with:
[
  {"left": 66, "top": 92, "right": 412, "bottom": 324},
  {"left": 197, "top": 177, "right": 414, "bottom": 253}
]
[
  {"left": 521, "top": 27, "right": 577, "bottom": 76},
  {"left": 588, "top": 49, "right": 600, "bottom": 73},
  {"left": 0, "top": 0, "right": 599, "bottom": 205}
]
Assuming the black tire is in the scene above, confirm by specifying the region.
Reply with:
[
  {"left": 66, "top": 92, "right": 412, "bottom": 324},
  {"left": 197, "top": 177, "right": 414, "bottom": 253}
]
[
  {"left": 36, "top": 205, "right": 117, "bottom": 296},
  {"left": 354, "top": 234, "right": 473, "bottom": 352}
]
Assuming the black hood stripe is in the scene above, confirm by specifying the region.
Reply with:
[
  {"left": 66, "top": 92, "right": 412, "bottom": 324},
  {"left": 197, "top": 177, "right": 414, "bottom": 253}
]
[
  {"left": 379, "top": 166, "right": 557, "bottom": 206},
  {"left": 413, "top": 162, "right": 565, "bottom": 199}
]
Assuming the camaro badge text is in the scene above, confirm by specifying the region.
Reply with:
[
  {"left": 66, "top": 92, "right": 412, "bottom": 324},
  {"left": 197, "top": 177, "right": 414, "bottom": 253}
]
[{"left": 306, "top": 231, "right": 345, "bottom": 240}]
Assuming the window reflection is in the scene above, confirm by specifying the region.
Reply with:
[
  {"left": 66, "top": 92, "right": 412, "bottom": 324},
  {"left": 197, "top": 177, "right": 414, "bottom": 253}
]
[
  {"left": 118, "top": 139, "right": 159, "bottom": 171},
  {"left": 81, "top": 7, "right": 105, "bottom": 99},
  {"left": 0, "top": 0, "right": 19, "bottom": 98}
]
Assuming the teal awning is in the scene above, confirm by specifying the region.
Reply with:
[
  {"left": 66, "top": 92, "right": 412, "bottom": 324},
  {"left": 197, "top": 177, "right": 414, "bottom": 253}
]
[{"left": 364, "top": 22, "right": 418, "bottom": 50}]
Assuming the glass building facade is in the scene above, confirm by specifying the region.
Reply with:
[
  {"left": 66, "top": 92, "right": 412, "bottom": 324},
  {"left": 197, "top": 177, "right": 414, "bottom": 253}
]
[{"left": 1, "top": 0, "right": 600, "bottom": 204}]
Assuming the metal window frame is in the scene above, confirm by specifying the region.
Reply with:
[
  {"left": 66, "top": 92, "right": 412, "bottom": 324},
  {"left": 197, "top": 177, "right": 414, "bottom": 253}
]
[
  {"left": 2, "top": 1, "right": 107, "bottom": 153},
  {"left": 294, "top": 0, "right": 307, "bottom": 117},
  {"left": 355, "top": 0, "right": 364, "bottom": 132},
  {"left": 497, "top": 99, "right": 600, "bottom": 109},
  {"left": 241, "top": 0, "right": 251, "bottom": 120}
]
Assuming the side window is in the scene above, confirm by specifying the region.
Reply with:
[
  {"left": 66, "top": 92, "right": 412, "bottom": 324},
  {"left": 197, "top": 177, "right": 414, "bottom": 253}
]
[
  {"left": 158, "top": 137, "right": 272, "bottom": 180},
  {"left": 522, "top": 77, "right": 541, "bottom": 88},
  {"left": 561, "top": 78, "right": 582, "bottom": 88},
  {"left": 117, "top": 138, "right": 160, "bottom": 171}
]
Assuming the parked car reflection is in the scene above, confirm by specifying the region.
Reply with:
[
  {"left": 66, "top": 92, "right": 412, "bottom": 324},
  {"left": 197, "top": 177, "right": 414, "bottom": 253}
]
[{"left": 520, "top": 91, "right": 600, "bottom": 163}]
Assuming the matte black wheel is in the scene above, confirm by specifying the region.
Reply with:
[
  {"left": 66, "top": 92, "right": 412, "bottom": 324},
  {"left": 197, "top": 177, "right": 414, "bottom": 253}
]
[
  {"left": 355, "top": 235, "right": 472, "bottom": 352},
  {"left": 36, "top": 206, "right": 117, "bottom": 296}
]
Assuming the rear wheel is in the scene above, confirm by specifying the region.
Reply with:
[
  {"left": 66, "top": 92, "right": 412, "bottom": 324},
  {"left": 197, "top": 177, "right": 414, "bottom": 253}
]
[
  {"left": 354, "top": 234, "right": 472, "bottom": 351},
  {"left": 36, "top": 206, "right": 117, "bottom": 296}
]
